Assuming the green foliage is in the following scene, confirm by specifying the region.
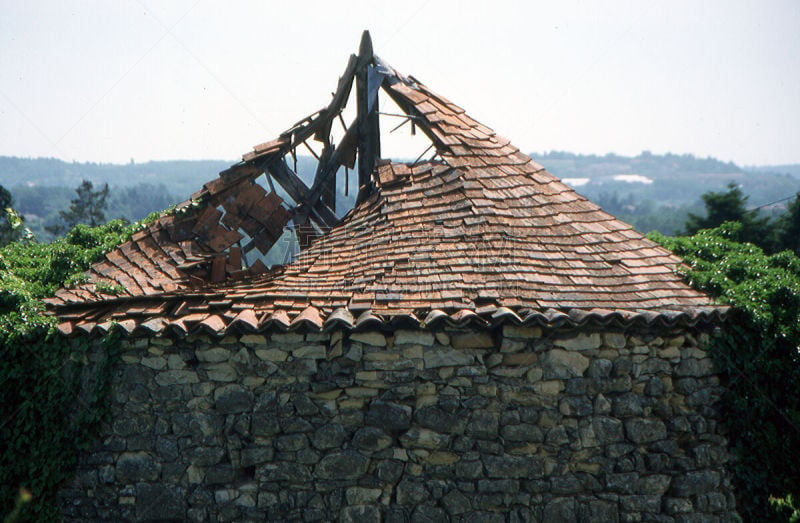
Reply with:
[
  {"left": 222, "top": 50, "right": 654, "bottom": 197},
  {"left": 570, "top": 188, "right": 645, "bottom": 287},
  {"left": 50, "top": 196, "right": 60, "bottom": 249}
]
[
  {"left": 0, "top": 186, "right": 30, "bottom": 248},
  {"left": 773, "top": 193, "right": 800, "bottom": 256},
  {"left": 683, "top": 186, "right": 800, "bottom": 256},
  {"left": 4, "top": 487, "right": 34, "bottom": 523},
  {"left": 0, "top": 185, "right": 16, "bottom": 247},
  {"left": 650, "top": 224, "right": 800, "bottom": 521},
  {"left": 0, "top": 220, "right": 135, "bottom": 520},
  {"left": 0, "top": 220, "right": 134, "bottom": 305},
  {"left": 94, "top": 281, "right": 125, "bottom": 295},
  {"left": 771, "top": 494, "right": 800, "bottom": 522}
]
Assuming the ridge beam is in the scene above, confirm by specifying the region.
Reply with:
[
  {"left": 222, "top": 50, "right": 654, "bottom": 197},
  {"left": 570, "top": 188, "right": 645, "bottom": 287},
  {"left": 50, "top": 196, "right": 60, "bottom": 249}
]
[{"left": 356, "top": 30, "right": 380, "bottom": 198}]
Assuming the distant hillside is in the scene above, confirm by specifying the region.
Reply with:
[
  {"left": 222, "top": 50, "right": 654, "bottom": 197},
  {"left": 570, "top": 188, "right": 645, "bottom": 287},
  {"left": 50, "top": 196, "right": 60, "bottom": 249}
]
[
  {"left": 532, "top": 151, "right": 798, "bottom": 207},
  {"left": 530, "top": 151, "right": 800, "bottom": 235},
  {"left": 0, "top": 155, "right": 345, "bottom": 241},
  {"left": 0, "top": 157, "right": 233, "bottom": 196},
  {"left": 534, "top": 150, "right": 742, "bottom": 180},
  {"left": 0, "top": 156, "right": 330, "bottom": 197},
  {"left": 1, "top": 152, "right": 798, "bottom": 239},
  {"left": 746, "top": 163, "right": 800, "bottom": 179}
]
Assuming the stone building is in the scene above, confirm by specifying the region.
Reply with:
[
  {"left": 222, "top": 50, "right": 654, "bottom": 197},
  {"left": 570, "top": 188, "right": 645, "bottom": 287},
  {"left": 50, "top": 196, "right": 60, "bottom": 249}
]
[{"left": 51, "top": 33, "right": 738, "bottom": 521}]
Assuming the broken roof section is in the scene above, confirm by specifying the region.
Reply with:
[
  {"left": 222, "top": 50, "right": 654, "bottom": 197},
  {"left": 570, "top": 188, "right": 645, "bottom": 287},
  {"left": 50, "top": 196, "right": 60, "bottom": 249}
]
[{"left": 47, "top": 31, "right": 727, "bottom": 337}]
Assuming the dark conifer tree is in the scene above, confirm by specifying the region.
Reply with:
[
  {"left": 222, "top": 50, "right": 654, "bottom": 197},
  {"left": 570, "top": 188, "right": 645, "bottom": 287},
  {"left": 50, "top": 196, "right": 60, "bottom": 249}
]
[{"left": 45, "top": 180, "right": 110, "bottom": 236}]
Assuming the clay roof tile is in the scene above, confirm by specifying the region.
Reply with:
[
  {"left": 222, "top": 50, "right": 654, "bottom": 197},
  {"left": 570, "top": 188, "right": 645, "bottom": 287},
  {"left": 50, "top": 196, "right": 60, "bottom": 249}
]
[{"left": 47, "top": 37, "right": 726, "bottom": 336}]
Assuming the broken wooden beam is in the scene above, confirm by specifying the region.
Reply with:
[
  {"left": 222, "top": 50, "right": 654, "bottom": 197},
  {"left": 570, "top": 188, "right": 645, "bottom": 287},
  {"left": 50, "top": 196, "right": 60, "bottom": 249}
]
[
  {"left": 356, "top": 30, "right": 381, "bottom": 196},
  {"left": 305, "top": 118, "right": 357, "bottom": 214},
  {"left": 314, "top": 53, "right": 359, "bottom": 143},
  {"left": 264, "top": 158, "right": 338, "bottom": 228}
]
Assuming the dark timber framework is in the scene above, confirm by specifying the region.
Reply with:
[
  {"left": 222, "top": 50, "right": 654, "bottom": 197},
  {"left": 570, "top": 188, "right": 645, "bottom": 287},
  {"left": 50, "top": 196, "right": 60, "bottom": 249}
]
[
  {"left": 229, "top": 31, "right": 382, "bottom": 250},
  {"left": 228, "top": 30, "right": 440, "bottom": 252},
  {"left": 45, "top": 30, "right": 452, "bottom": 301}
]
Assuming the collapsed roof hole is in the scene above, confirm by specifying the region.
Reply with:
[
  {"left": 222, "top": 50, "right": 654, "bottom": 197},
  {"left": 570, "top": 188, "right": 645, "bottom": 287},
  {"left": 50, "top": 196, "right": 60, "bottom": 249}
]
[
  {"left": 377, "top": 89, "right": 437, "bottom": 164},
  {"left": 259, "top": 152, "right": 356, "bottom": 219},
  {"left": 241, "top": 169, "right": 354, "bottom": 269},
  {"left": 197, "top": 37, "right": 443, "bottom": 274}
]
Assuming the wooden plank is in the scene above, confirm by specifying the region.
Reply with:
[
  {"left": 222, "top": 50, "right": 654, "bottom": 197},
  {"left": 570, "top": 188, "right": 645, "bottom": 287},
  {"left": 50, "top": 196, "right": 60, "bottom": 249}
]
[
  {"left": 266, "top": 158, "right": 338, "bottom": 227},
  {"left": 314, "top": 53, "right": 358, "bottom": 142},
  {"left": 382, "top": 84, "right": 442, "bottom": 151},
  {"left": 249, "top": 259, "right": 267, "bottom": 275},
  {"left": 203, "top": 177, "right": 228, "bottom": 195},
  {"left": 167, "top": 217, "right": 197, "bottom": 242},
  {"left": 222, "top": 183, "right": 266, "bottom": 216},
  {"left": 313, "top": 141, "right": 336, "bottom": 212},
  {"left": 339, "top": 129, "right": 358, "bottom": 169},
  {"left": 192, "top": 207, "right": 223, "bottom": 235},
  {"left": 265, "top": 158, "right": 309, "bottom": 205},
  {"left": 243, "top": 135, "right": 289, "bottom": 163},
  {"left": 248, "top": 191, "right": 283, "bottom": 226},
  {"left": 252, "top": 227, "right": 279, "bottom": 254},
  {"left": 356, "top": 31, "right": 380, "bottom": 192},
  {"left": 306, "top": 120, "right": 356, "bottom": 215},
  {"left": 253, "top": 136, "right": 289, "bottom": 154},
  {"left": 284, "top": 109, "right": 327, "bottom": 152},
  {"left": 295, "top": 219, "right": 320, "bottom": 250},
  {"left": 239, "top": 217, "right": 262, "bottom": 238}
]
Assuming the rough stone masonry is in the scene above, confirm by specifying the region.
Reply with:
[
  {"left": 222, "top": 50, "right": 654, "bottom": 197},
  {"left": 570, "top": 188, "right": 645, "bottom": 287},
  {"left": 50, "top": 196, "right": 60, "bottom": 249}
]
[{"left": 58, "top": 325, "right": 739, "bottom": 522}]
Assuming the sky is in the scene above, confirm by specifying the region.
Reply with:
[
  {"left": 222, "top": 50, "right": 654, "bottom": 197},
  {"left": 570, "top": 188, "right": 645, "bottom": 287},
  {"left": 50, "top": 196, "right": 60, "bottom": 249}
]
[{"left": 1, "top": 0, "right": 799, "bottom": 167}]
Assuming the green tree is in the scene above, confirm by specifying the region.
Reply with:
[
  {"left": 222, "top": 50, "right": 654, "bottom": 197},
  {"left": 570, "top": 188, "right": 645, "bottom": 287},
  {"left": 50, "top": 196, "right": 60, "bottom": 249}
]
[
  {"left": 45, "top": 180, "right": 110, "bottom": 237},
  {"left": 651, "top": 223, "right": 800, "bottom": 521},
  {"left": 107, "top": 183, "right": 178, "bottom": 223},
  {"left": 0, "top": 185, "right": 27, "bottom": 247},
  {"left": 1, "top": 185, "right": 17, "bottom": 246},
  {"left": 685, "top": 183, "right": 771, "bottom": 247},
  {"left": 774, "top": 193, "right": 800, "bottom": 255}
]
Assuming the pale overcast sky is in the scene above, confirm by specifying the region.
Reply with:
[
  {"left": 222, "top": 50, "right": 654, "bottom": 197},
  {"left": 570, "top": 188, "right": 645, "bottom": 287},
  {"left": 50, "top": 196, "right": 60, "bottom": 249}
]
[{"left": 1, "top": 1, "right": 798, "bottom": 166}]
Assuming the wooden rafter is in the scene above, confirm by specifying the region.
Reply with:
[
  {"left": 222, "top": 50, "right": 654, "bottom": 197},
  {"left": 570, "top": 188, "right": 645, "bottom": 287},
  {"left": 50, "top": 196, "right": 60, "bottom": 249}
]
[
  {"left": 263, "top": 158, "right": 338, "bottom": 228},
  {"left": 232, "top": 31, "right": 397, "bottom": 252},
  {"left": 356, "top": 30, "right": 380, "bottom": 196}
]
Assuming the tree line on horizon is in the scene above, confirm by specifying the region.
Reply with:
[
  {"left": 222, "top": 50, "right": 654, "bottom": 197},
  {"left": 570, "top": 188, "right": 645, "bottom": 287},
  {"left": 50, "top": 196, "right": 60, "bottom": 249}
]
[
  {"left": 3, "top": 176, "right": 798, "bottom": 255},
  {"left": 3, "top": 151, "right": 800, "bottom": 240}
]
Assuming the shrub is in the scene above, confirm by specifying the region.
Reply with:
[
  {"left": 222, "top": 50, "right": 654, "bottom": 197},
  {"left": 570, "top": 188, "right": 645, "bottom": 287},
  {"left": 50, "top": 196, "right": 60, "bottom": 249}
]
[
  {"left": 651, "top": 222, "right": 800, "bottom": 521},
  {"left": 0, "top": 220, "right": 135, "bottom": 520}
]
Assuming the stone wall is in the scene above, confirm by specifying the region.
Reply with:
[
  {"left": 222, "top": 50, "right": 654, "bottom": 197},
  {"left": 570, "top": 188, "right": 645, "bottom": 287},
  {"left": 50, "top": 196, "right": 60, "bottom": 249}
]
[{"left": 58, "top": 325, "right": 739, "bottom": 522}]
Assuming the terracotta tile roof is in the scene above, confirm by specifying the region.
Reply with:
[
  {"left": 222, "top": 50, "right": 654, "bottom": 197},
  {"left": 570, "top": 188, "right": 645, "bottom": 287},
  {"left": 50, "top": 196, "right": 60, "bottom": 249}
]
[{"left": 47, "top": 33, "right": 727, "bottom": 337}]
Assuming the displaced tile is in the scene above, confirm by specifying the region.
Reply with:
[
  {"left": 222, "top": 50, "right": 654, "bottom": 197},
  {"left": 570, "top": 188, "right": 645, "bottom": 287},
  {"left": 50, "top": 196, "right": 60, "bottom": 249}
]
[{"left": 47, "top": 50, "right": 723, "bottom": 337}]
